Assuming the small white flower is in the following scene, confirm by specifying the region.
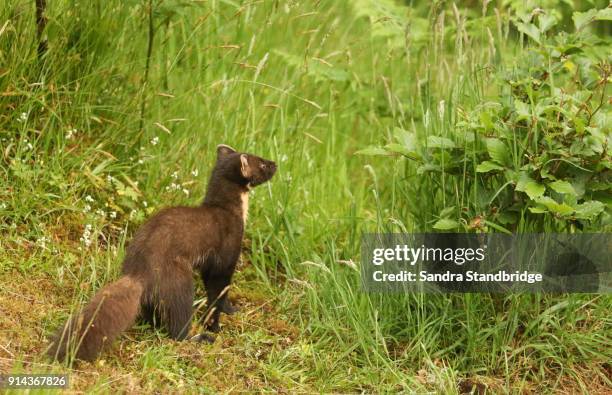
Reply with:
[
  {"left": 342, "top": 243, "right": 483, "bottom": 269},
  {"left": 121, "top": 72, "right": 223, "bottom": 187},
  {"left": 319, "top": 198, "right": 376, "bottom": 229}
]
[
  {"left": 80, "top": 224, "right": 93, "bottom": 247},
  {"left": 84, "top": 204, "right": 91, "bottom": 213},
  {"left": 138, "top": 159, "right": 144, "bottom": 165},
  {"left": 280, "top": 154, "right": 288, "bottom": 162},
  {"left": 191, "top": 169, "right": 199, "bottom": 177},
  {"left": 85, "top": 195, "right": 94, "bottom": 202},
  {"left": 26, "top": 142, "right": 33, "bottom": 150},
  {"left": 171, "top": 171, "right": 179, "bottom": 179},
  {"left": 65, "top": 129, "right": 76, "bottom": 139},
  {"left": 36, "top": 236, "right": 50, "bottom": 249},
  {"left": 143, "top": 200, "right": 148, "bottom": 208},
  {"left": 0, "top": 203, "right": 6, "bottom": 210},
  {"left": 150, "top": 137, "right": 159, "bottom": 146},
  {"left": 18, "top": 112, "right": 27, "bottom": 122},
  {"left": 106, "top": 174, "right": 114, "bottom": 183},
  {"left": 109, "top": 211, "right": 117, "bottom": 219},
  {"left": 182, "top": 188, "right": 190, "bottom": 196},
  {"left": 95, "top": 209, "right": 105, "bottom": 217}
]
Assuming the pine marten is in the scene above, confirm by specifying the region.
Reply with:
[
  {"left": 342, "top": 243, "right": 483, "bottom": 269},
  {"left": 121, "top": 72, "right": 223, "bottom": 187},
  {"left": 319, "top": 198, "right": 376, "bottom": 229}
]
[{"left": 47, "top": 144, "right": 276, "bottom": 361}]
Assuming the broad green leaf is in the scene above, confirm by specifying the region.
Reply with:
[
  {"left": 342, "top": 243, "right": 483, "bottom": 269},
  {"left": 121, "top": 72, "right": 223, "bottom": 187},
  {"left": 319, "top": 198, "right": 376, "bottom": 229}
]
[
  {"left": 596, "top": 8, "right": 612, "bottom": 21},
  {"left": 393, "top": 127, "right": 417, "bottom": 150},
  {"left": 427, "top": 136, "right": 456, "bottom": 149},
  {"left": 384, "top": 143, "right": 419, "bottom": 159},
  {"left": 548, "top": 180, "right": 577, "bottom": 196},
  {"left": 476, "top": 161, "right": 504, "bottom": 173},
  {"left": 354, "top": 146, "right": 389, "bottom": 156},
  {"left": 524, "top": 181, "right": 545, "bottom": 199},
  {"left": 539, "top": 14, "right": 557, "bottom": 33},
  {"left": 515, "top": 172, "right": 532, "bottom": 191},
  {"left": 514, "top": 100, "right": 531, "bottom": 120},
  {"left": 439, "top": 206, "right": 456, "bottom": 218},
  {"left": 574, "top": 200, "right": 604, "bottom": 219},
  {"left": 573, "top": 9, "right": 598, "bottom": 30},
  {"left": 433, "top": 218, "right": 460, "bottom": 230},
  {"left": 515, "top": 21, "right": 541, "bottom": 44},
  {"left": 534, "top": 196, "right": 574, "bottom": 216},
  {"left": 480, "top": 111, "right": 494, "bottom": 131},
  {"left": 486, "top": 138, "right": 510, "bottom": 165}
]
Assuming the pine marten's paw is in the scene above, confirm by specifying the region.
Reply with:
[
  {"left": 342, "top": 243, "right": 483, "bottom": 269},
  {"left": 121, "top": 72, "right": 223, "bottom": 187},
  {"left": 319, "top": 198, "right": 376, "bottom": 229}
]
[{"left": 191, "top": 333, "right": 216, "bottom": 343}]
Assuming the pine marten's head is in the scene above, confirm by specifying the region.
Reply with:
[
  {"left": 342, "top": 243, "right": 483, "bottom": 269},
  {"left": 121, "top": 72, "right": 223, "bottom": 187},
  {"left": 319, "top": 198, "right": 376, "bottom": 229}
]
[{"left": 214, "top": 144, "right": 277, "bottom": 188}]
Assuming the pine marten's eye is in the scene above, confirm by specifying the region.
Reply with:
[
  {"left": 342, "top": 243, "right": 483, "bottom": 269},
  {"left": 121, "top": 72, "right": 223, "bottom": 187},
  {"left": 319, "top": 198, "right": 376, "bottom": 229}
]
[{"left": 260, "top": 163, "right": 266, "bottom": 169}]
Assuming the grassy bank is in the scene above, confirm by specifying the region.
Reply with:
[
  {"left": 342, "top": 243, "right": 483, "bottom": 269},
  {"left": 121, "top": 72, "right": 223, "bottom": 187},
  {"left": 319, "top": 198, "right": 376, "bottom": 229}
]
[{"left": 1, "top": 0, "right": 610, "bottom": 392}]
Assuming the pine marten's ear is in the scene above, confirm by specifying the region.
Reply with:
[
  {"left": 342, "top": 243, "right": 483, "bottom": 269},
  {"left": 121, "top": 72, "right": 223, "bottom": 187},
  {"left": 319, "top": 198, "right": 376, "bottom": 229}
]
[
  {"left": 240, "top": 154, "right": 252, "bottom": 178},
  {"left": 217, "top": 144, "right": 236, "bottom": 157}
]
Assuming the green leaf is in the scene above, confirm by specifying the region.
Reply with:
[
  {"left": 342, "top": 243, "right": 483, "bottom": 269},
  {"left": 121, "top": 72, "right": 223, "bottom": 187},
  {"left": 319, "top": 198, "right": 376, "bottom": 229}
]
[
  {"left": 573, "top": 9, "right": 598, "bottom": 30},
  {"left": 439, "top": 206, "right": 456, "bottom": 218},
  {"left": 384, "top": 143, "right": 418, "bottom": 158},
  {"left": 574, "top": 200, "right": 604, "bottom": 220},
  {"left": 354, "top": 146, "right": 389, "bottom": 156},
  {"left": 393, "top": 127, "right": 417, "bottom": 150},
  {"left": 515, "top": 21, "right": 541, "bottom": 44},
  {"left": 534, "top": 196, "right": 575, "bottom": 216},
  {"left": 514, "top": 100, "right": 531, "bottom": 120},
  {"left": 515, "top": 172, "right": 532, "bottom": 191},
  {"left": 548, "top": 180, "right": 577, "bottom": 196},
  {"left": 515, "top": 172, "right": 545, "bottom": 199},
  {"left": 476, "top": 161, "right": 504, "bottom": 173},
  {"left": 539, "top": 14, "right": 557, "bottom": 33},
  {"left": 486, "top": 138, "right": 510, "bottom": 166},
  {"left": 596, "top": 8, "right": 612, "bottom": 21},
  {"left": 427, "top": 136, "right": 456, "bottom": 149},
  {"left": 524, "top": 181, "right": 545, "bottom": 199},
  {"left": 433, "top": 218, "right": 460, "bottom": 230},
  {"left": 480, "top": 111, "right": 494, "bottom": 131}
]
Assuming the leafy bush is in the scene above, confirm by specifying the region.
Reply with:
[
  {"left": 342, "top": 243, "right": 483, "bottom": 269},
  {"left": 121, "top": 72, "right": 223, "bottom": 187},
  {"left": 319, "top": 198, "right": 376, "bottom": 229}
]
[{"left": 358, "top": 7, "right": 611, "bottom": 232}]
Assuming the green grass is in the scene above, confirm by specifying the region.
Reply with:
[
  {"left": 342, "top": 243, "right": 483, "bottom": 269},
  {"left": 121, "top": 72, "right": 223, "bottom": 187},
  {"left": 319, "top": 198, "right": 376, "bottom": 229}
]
[{"left": 1, "top": 0, "right": 610, "bottom": 393}]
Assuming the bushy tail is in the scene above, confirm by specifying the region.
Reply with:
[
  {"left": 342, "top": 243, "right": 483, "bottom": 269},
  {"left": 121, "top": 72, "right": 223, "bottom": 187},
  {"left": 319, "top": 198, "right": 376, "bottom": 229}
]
[{"left": 47, "top": 275, "right": 144, "bottom": 362}]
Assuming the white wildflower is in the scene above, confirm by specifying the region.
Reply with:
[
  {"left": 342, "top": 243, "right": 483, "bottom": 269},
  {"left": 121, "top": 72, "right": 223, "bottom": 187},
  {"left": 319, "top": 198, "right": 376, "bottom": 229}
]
[
  {"left": 191, "top": 169, "right": 199, "bottom": 177},
  {"left": 95, "top": 209, "right": 105, "bottom": 217},
  {"left": 83, "top": 204, "right": 91, "bottom": 213},
  {"left": 182, "top": 188, "right": 190, "bottom": 196},
  {"left": 171, "top": 171, "right": 179, "bottom": 179},
  {"left": 150, "top": 137, "right": 159, "bottom": 146},
  {"left": 143, "top": 200, "right": 148, "bottom": 208},
  {"left": 138, "top": 159, "right": 144, "bottom": 165},
  {"left": 36, "top": 236, "right": 50, "bottom": 249},
  {"left": 80, "top": 224, "right": 93, "bottom": 247},
  {"left": 65, "top": 129, "right": 76, "bottom": 139},
  {"left": 18, "top": 112, "right": 27, "bottom": 122},
  {"left": 109, "top": 211, "right": 117, "bottom": 219},
  {"left": 85, "top": 195, "right": 94, "bottom": 203}
]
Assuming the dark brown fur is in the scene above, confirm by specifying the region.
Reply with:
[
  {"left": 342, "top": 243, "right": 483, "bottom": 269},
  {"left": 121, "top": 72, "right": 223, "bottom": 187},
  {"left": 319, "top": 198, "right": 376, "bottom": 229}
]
[{"left": 47, "top": 145, "right": 276, "bottom": 361}]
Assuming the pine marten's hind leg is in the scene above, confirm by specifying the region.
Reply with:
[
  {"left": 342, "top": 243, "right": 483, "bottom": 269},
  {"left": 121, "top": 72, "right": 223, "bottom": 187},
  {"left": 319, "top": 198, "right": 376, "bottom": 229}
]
[
  {"left": 154, "top": 269, "right": 194, "bottom": 340},
  {"left": 200, "top": 264, "right": 236, "bottom": 333}
]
